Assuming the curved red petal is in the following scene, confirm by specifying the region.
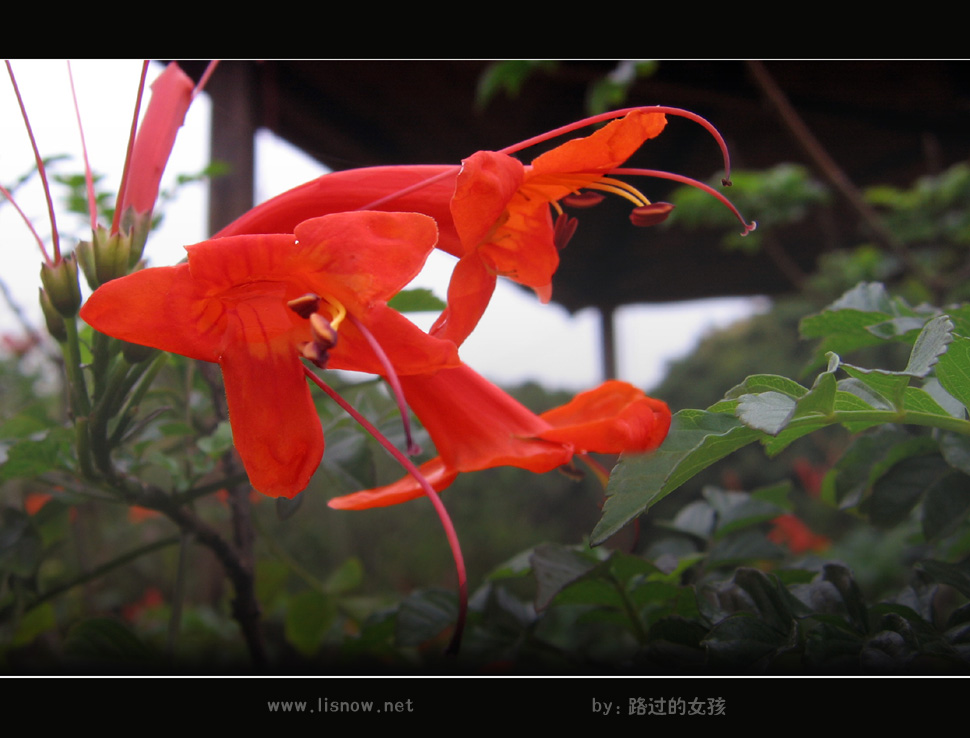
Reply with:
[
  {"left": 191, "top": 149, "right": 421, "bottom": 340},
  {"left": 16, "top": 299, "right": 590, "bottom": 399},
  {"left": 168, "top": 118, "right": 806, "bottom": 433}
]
[
  {"left": 219, "top": 324, "right": 323, "bottom": 499},
  {"left": 537, "top": 381, "right": 671, "bottom": 453},
  {"left": 214, "top": 164, "right": 462, "bottom": 253},
  {"left": 119, "top": 62, "right": 194, "bottom": 217},
  {"left": 401, "top": 364, "right": 573, "bottom": 474},
  {"left": 327, "top": 457, "right": 457, "bottom": 510},
  {"left": 451, "top": 151, "right": 525, "bottom": 250},
  {"left": 530, "top": 109, "right": 667, "bottom": 175},
  {"left": 293, "top": 211, "right": 439, "bottom": 308},
  {"left": 80, "top": 263, "right": 222, "bottom": 362},
  {"left": 429, "top": 254, "right": 498, "bottom": 346},
  {"left": 327, "top": 303, "right": 460, "bottom": 376}
]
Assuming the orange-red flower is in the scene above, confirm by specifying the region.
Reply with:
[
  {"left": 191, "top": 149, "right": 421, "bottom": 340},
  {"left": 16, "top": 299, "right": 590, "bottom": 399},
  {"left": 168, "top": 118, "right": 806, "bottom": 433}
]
[
  {"left": 215, "top": 109, "right": 671, "bottom": 346},
  {"left": 79, "top": 211, "right": 459, "bottom": 498},
  {"left": 767, "top": 514, "right": 830, "bottom": 555},
  {"left": 116, "top": 62, "right": 195, "bottom": 224},
  {"left": 328, "top": 366, "right": 671, "bottom": 509}
]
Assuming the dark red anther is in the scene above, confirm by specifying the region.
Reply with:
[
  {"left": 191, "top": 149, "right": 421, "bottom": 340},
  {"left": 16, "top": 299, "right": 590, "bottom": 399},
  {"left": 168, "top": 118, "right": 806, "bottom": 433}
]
[
  {"left": 630, "top": 202, "right": 675, "bottom": 227},
  {"left": 561, "top": 191, "right": 606, "bottom": 209},
  {"left": 553, "top": 213, "right": 579, "bottom": 251},
  {"left": 287, "top": 292, "right": 321, "bottom": 319}
]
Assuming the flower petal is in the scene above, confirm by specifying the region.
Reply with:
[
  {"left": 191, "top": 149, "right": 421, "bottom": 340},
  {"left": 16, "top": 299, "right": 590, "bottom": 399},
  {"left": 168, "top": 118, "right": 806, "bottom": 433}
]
[
  {"left": 293, "top": 212, "right": 439, "bottom": 308},
  {"left": 428, "top": 254, "right": 498, "bottom": 346},
  {"left": 450, "top": 151, "right": 525, "bottom": 250},
  {"left": 79, "top": 263, "right": 222, "bottom": 362},
  {"left": 530, "top": 109, "right": 667, "bottom": 176},
  {"left": 214, "top": 165, "right": 463, "bottom": 254},
  {"left": 401, "top": 364, "right": 573, "bottom": 474},
  {"left": 537, "top": 381, "right": 671, "bottom": 453},
  {"left": 119, "top": 62, "right": 195, "bottom": 217},
  {"left": 327, "top": 457, "right": 457, "bottom": 510},
  {"left": 219, "top": 313, "right": 323, "bottom": 498}
]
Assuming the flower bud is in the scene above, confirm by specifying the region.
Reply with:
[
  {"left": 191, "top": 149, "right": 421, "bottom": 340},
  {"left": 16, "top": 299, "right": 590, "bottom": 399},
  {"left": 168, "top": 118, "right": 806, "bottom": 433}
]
[
  {"left": 92, "top": 226, "right": 133, "bottom": 285},
  {"left": 39, "top": 287, "right": 68, "bottom": 342},
  {"left": 39, "top": 253, "right": 82, "bottom": 317}
]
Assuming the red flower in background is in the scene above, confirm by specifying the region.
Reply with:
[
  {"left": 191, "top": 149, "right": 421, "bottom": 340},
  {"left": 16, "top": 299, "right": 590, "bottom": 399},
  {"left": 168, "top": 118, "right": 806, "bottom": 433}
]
[
  {"left": 328, "top": 366, "right": 671, "bottom": 510},
  {"left": 768, "top": 514, "right": 830, "bottom": 555},
  {"left": 80, "top": 212, "right": 459, "bottom": 498}
]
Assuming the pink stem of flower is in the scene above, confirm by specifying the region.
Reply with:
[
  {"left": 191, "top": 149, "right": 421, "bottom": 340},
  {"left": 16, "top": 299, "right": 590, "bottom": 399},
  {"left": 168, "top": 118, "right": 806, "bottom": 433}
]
[
  {"left": 192, "top": 60, "right": 219, "bottom": 98},
  {"left": 5, "top": 60, "right": 59, "bottom": 265},
  {"left": 67, "top": 61, "right": 99, "bottom": 232},
  {"left": 111, "top": 61, "right": 150, "bottom": 235},
  {"left": 303, "top": 366, "right": 468, "bottom": 655},
  {"left": 0, "top": 183, "right": 51, "bottom": 260},
  {"left": 346, "top": 313, "right": 420, "bottom": 455},
  {"left": 498, "top": 105, "right": 737, "bottom": 185},
  {"left": 613, "top": 167, "right": 758, "bottom": 235}
]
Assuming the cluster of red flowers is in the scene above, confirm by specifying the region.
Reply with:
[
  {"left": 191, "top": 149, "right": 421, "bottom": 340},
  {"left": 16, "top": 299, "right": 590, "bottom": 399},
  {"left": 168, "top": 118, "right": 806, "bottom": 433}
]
[
  {"left": 11, "top": 61, "right": 757, "bottom": 652},
  {"left": 80, "top": 64, "right": 758, "bottom": 508}
]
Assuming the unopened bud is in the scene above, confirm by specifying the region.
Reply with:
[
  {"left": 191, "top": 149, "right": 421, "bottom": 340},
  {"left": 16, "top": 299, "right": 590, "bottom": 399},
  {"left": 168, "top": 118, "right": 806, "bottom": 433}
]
[
  {"left": 75, "top": 240, "right": 100, "bottom": 290},
  {"left": 39, "top": 288, "right": 67, "bottom": 342},
  {"left": 39, "top": 253, "right": 82, "bottom": 317},
  {"left": 92, "top": 226, "right": 133, "bottom": 284}
]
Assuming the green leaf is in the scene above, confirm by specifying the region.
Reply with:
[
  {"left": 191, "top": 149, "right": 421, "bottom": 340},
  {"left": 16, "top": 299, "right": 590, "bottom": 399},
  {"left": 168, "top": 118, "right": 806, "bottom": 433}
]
[
  {"left": 62, "top": 618, "right": 155, "bottom": 664},
  {"left": 387, "top": 288, "right": 446, "bottom": 313},
  {"left": 922, "top": 469, "right": 970, "bottom": 541},
  {"left": 285, "top": 590, "right": 337, "bottom": 657},
  {"left": 592, "top": 410, "right": 763, "bottom": 545},
  {"left": 735, "top": 392, "right": 796, "bottom": 435},
  {"left": 395, "top": 588, "right": 457, "bottom": 646},
  {"left": 531, "top": 543, "right": 601, "bottom": 610},
  {"left": 935, "top": 333, "right": 970, "bottom": 412},
  {"left": 863, "top": 453, "right": 950, "bottom": 527}
]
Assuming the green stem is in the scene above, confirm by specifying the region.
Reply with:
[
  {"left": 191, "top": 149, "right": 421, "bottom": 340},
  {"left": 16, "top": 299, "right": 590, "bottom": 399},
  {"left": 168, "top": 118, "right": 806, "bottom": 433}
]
[{"left": 1, "top": 536, "right": 180, "bottom": 620}]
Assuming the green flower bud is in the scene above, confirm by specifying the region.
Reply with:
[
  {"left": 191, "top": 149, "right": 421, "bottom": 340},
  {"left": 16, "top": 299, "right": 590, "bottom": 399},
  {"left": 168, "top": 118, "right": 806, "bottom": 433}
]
[
  {"left": 75, "top": 239, "right": 100, "bottom": 290},
  {"left": 39, "top": 288, "right": 68, "bottom": 342},
  {"left": 39, "top": 253, "right": 82, "bottom": 317},
  {"left": 92, "top": 226, "right": 133, "bottom": 285}
]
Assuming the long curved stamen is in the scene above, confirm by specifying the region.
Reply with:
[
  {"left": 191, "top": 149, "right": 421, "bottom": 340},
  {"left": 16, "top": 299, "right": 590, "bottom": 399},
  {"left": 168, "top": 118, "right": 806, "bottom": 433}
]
[
  {"left": 304, "top": 367, "right": 468, "bottom": 655},
  {"left": 346, "top": 314, "right": 420, "bottom": 456},
  {"left": 67, "top": 61, "right": 98, "bottom": 232},
  {"left": 497, "top": 105, "right": 737, "bottom": 185},
  {"left": 613, "top": 167, "right": 757, "bottom": 235},
  {"left": 5, "top": 60, "right": 59, "bottom": 265}
]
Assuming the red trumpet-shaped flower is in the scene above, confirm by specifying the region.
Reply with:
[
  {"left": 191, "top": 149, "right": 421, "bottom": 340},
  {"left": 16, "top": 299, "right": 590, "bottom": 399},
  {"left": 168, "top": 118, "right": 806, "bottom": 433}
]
[
  {"left": 215, "top": 107, "right": 754, "bottom": 347},
  {"left": 327, "top": 366, "right": 671, "bottom": 510},
  {"left": 79, "top": 211, "right": 460, "bottom": 498},
  {"left": 115, "top": 61, "right": 195, "bottom": 227}
]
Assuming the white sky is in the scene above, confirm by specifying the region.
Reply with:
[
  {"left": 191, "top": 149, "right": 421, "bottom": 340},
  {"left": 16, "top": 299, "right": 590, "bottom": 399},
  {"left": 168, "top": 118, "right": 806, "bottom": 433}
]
[{"left": 1, "top": 60, "right": 764, "bottom": 392}]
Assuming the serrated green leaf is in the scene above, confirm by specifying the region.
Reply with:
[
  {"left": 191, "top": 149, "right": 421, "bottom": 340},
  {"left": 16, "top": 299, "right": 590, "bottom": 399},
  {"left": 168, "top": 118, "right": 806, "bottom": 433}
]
[
  {"left": 736, "top": 392, "right": 796, "bottom": 435},
  {"left": 531, "top": 543, "right": 600, "bottom": 610},
  {"left": 724, "top": 374, "right": 808, "bottom": 400},
  {"left": 592, "top": 410, "right": 763, "bottom": 545}
]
